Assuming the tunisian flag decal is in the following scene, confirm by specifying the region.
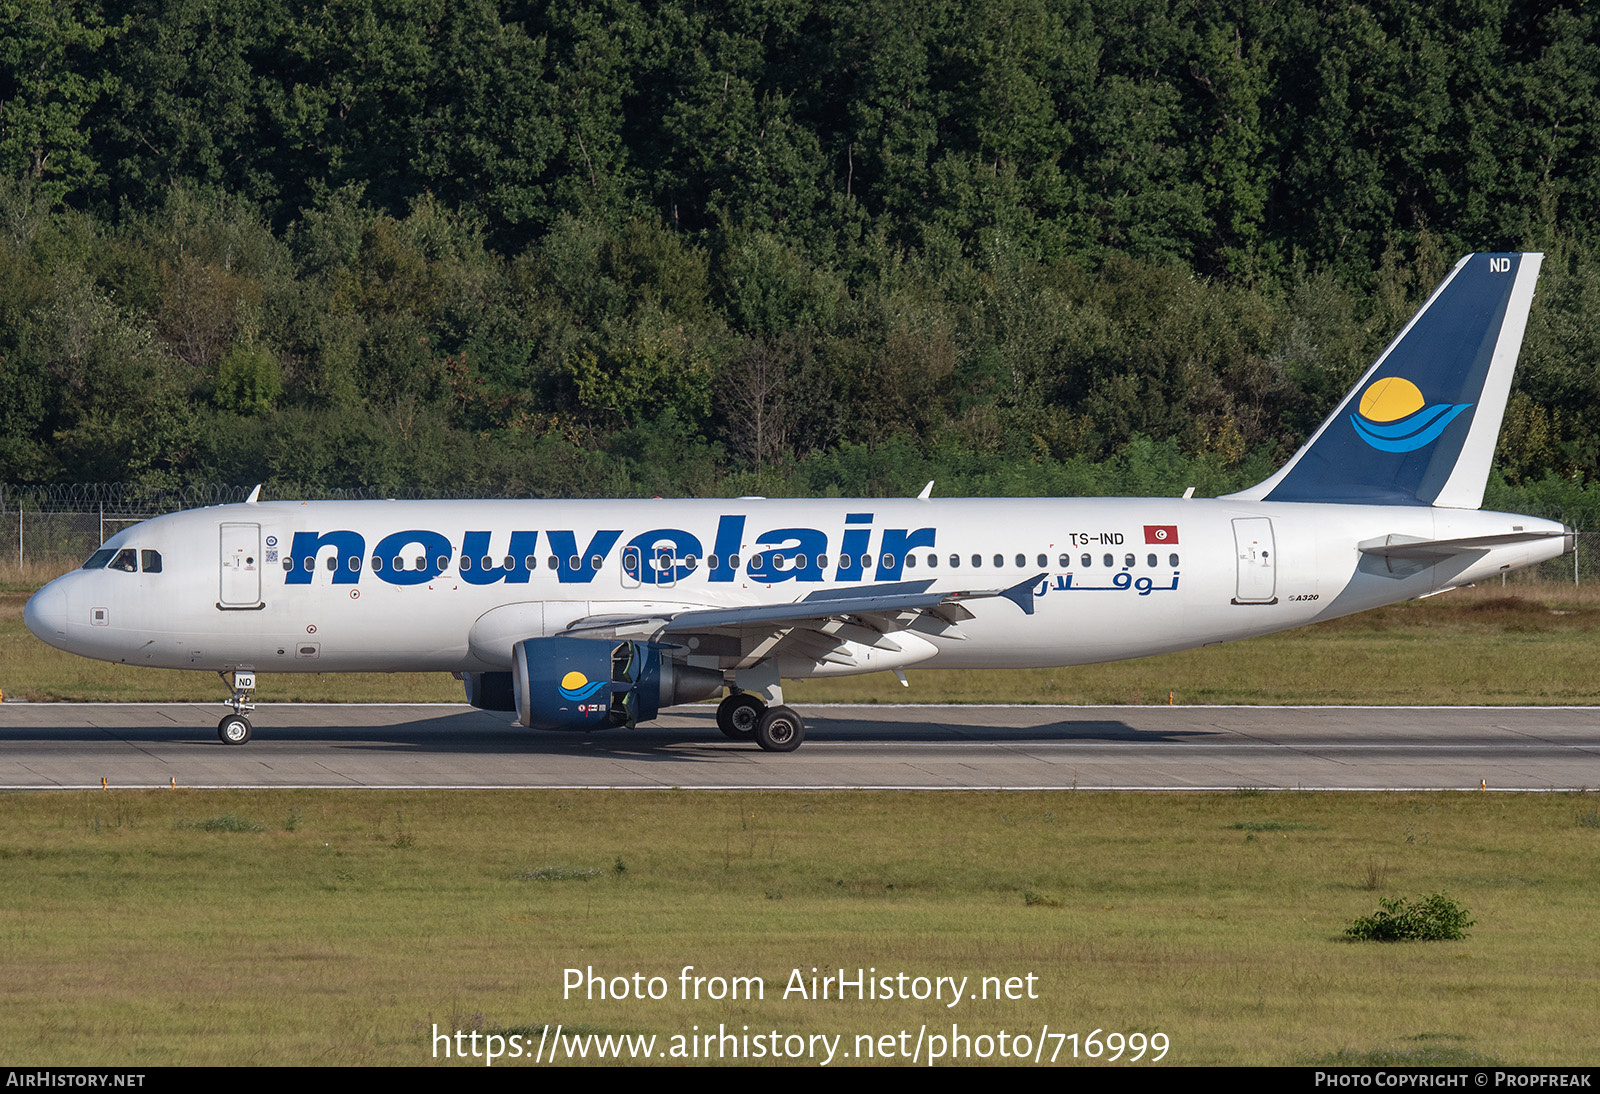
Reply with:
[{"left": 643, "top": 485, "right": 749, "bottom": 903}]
[{"left": 1144, "top": 525, "right": 1179, "bottom": 544}]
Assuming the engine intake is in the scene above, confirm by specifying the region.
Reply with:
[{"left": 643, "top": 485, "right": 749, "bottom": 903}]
[{"left": 510, "top": 636, "right": 722, "bottom": 731}]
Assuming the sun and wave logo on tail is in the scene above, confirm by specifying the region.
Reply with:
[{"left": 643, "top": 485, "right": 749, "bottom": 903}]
[
  {"left": 558, "top": 671, "right": 607, "bottom": 701},
  {"left": 1349, "top": 377, "right": 1472, "bottom": 453}
]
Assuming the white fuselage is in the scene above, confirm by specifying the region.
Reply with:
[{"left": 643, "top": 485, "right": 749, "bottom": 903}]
[{"left": 23, "top": 497, "right": 1570, "bottom": 681}]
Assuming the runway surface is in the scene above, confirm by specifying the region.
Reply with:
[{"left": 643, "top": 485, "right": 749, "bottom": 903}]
[{"left": 2, "top": 702, "right": 1598, "bottom": 790}]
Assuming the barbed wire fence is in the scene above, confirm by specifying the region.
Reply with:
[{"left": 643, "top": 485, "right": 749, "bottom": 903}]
[
  {"left": 0, "top": 483, "right": 478, "bottom": 571},
  {"left": 1, "top": 481, "right": 1593, "bottom": 586}
]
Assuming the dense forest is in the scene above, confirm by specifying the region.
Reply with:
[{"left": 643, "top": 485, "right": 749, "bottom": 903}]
[{"left": 1, "top": 0, "right": 1597, "bottom": 519}]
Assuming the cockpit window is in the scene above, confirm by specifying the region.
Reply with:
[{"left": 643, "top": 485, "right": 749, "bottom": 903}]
[
  {"left": 141, "top": 550, "right": 162, "bottom": 573},
  {"left": 109, "top": 549, "right": 138, "bottom": 572},
  {"left": 82, "top": 549, "right": 115, "bottom": 570}
]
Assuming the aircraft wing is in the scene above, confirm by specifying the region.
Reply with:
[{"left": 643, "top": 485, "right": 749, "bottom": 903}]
[
  {"left": 659, "top": 575, "right": 1041, "bottom": 630},
  {"left": 557, "top": 574, "right": 1045, "bottom": 668}
]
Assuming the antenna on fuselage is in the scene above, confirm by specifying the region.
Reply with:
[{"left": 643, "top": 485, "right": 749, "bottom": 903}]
[
  {"left": 917, "top": 481, "right": 934, "bottom": 500},
  {"left": 245, "top": 485, "right": 261, "bottom": 504}
]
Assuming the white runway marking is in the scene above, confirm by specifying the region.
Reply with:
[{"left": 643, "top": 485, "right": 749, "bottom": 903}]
[{"left": 4, "top": 702, "right": 1599, "bottom": 791}]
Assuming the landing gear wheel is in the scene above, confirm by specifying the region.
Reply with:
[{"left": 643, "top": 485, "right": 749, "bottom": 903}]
[
  {"left": 755, "top": 705, "right": 804, "bottom": 752},
  {"left": 218, "top": 714, "right": 253, "bottom": 745},
  {"left": 717, "top": 693, "right": 766, "bottom": 740}
]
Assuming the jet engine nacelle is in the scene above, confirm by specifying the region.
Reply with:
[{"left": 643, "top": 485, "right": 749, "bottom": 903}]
[{"left": 511, "top": 636, "right": 723, "bottom": 731}]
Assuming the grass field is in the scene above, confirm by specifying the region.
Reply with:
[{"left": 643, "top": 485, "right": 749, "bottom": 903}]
[
  {"left": 5, "top": 570, "right": 1596, "bottom": 1066},
  {"left": 1, "top": 789, "right": 1596, "bottom": 1066},
  {"left": 5, "top": 570, "right": 1597, "bottom": 705}
]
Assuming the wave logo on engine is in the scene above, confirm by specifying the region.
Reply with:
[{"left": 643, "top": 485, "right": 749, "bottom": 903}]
[{"left": 558, "top": 671, "right": 607, "bottom": 702}]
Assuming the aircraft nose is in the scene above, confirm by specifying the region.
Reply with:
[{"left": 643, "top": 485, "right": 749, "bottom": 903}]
[{"left": 23, "top": 581, "right": 68, "bottom": 642}]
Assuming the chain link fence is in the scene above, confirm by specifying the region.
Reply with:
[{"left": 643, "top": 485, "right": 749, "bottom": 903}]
[
  {"left": 1501, "top": 501, "right": 1594, "bottom": 589},
  {"left": 0, "top": 484, "right": 231, "bottom": 572},
  {"left": 0, "top": 483, "right": 466, "bottom": 572}
]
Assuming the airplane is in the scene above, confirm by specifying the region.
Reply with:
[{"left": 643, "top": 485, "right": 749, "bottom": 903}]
[{"left": 23, "top": 252, "right": 1573, "bottom": 752}]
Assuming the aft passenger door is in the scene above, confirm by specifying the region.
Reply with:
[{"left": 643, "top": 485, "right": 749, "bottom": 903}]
[
  {"left": 1232, "top": 517, "right": 1277, "bottom": 604},
  {"left": 219, "top": 522, "right": 262, "bottom": 607}
]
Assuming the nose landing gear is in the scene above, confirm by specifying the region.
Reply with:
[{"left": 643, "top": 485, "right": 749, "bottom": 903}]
[{"left": 217, "top": 670, "right": 256, "bottom": 745}]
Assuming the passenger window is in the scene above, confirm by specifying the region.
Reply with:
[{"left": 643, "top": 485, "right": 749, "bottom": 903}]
[
  {"left": 1015, "top": 554, "right": 1025, "bottom": 568},
  {"left": 414, "top": 556, "right": 425, "bottom": 570},
  {"left": 1103, "top": 553, "right": 1113, "bottom": 567},
  {"left": 1170, "top": 553, "right": 1180, "bottom": 567},
  {"left": 1037, "top": 553, "right": 1048, "bottom": 568},
  {"left": 547, "top": 556, "right": 558, "bottom": 570},
  {"left": 109, "top": 549, "right": 138, "bottom": 572},
  {"left": 684, "top": 555, "right": 699, "bottom": 571},
  {"left": 282, "top": 558, "right": 293, "bottom": 572},
  {"left": 838, "top": 554, "right": 851, "bottom": 570},
  {"left": 708, "top": 554, "right": 720, "bottom": 570},
  {"left": 1124, "top": 553, "right": 1135, "bottom": 568},
  {"left": 372, "top": 556, "right": 384, "bottom": 572},
  {"left": 728, "top": 554, "right": 741, "bottom": 570},
  {"left": 878, "top": 553, "right": 893, "bottom": 569},
  {"left": 326, "top": 556, "right": 338, "bottom": 571},
  {"left": 503, "top": 556, "right": 514, "bottom": 570},
  {"left": 905, "top": 554, "right": 917, "bottom": 569},
  {"left": 1147, "top": 554, "right": 1157, "bottom": 568},
  {"left": 949, "top": 554, "right": 960, "bottom": 568},
  {"left": 567, "top": 555, "right": 580, "bottom": 570},
  {"left": 993, "top": 554, "right": 1003, "bottom": 568},
  {"left": 303, "top": 557, "right": 314, "bottom": 572},
  {"left": 440, "top": 556, "right": 452, "bottom": 571},
  {"left": 461, "top": 556, "right": 473, "bottom": 571},
  {"left": 349, "top": 556, "right": 361, "bottom": 572},
  {"left": 525, "top": 555, "right": 537, "bottom": 570},
  {"left": 1058, "top": 554, "right": 1070, "bottom": 567},
  {"left": 816, "top": 554, "right": 828, "bottom": 569},
  {"left": 1081, "top": 553, "right": 1091, "bottom": 568},
  {"left": 794, "top": 554, "right": 808, "bottom": 569},
  {"left": 141, "top": 550, "right": 162, "bottom": 573},
  {"left": 927, "top": 554, "right": 938, "bottom": 568},
  {"left": 772, "top": 553, "right": 787, "bottom": 569},
  {"left": 972, "top": 554, "right": 982, "bottom": 568},
  {"left": 749, "top": 554, "right": 764, "bottom": 570},
  {"left": 392, "top": 557, "right": 405, "bottom": 571},
  {"left": 82, "top": 549, "right": 115, "bottom": 570}
]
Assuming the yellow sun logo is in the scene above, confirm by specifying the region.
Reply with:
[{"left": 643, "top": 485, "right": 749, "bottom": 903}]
[{"left": 1350, "top": 377, "right": 1471, "bottom": 452}]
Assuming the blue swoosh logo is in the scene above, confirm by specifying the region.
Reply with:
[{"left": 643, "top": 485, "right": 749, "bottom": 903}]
[{"left": 1350, "top": 403, "right": 1471, "bottom": 452}]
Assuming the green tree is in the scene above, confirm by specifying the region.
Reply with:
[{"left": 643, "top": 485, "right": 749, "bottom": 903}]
[{"left": 0, "top": 0, "right": 122, "bottom": 205}]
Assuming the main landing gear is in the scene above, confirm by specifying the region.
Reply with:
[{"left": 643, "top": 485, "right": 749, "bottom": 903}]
[
  {"left": 217, "top": 670, "right": 256, "bottom": 745},
  {"left": 716, "top": 692, "right": 805, "bottom": 753}
]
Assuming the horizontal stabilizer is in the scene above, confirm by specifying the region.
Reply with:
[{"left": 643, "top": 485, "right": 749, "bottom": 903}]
[{"left": 1358, "top": 529, "right": 1571, "bottom": 562}]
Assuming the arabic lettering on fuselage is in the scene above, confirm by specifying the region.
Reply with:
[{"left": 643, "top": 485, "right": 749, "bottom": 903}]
[
  {"left": 1046, "top": 572, "right": 1180, "bottom": 596},
  {"left": 279, "top": 514, "right": 1177, "bottom": 591}
]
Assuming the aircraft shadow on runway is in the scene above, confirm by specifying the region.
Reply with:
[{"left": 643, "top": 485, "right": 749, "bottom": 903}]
[{"left": 0, "top": 708, "right": 1215, "bottom": 756}]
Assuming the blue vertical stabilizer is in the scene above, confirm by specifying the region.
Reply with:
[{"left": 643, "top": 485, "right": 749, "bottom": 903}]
[{"left": 1229, "top": 253, "right": 1542, "bottom": 508}]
